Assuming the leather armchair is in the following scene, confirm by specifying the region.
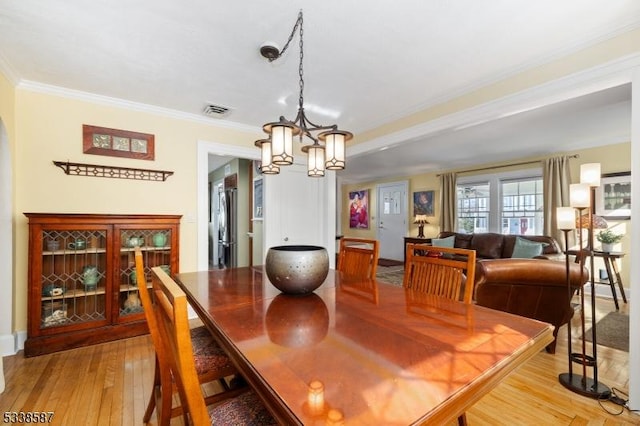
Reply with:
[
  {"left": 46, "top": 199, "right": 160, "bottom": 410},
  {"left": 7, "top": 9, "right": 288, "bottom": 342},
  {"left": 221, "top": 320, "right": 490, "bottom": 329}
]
[{"left": 474, "top": 258, "right": 587, "bottom": 353}]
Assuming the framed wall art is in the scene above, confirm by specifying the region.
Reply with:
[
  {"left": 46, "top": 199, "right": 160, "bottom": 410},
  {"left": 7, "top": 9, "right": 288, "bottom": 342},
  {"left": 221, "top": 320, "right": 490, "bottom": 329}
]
[
  {"left": 413, "top": 190, "right": 434, "bottom": 216},
  {"left": 596, "top": 171, "right": 631, "bottom": 220},
  {"left": 83, "top": 125, "right": 155, "bottom": 160},
  {"left": 253, "top": 178, "right": 263, "bottom": 220},
  {"left": 349, "top": 189, "right": 369, "bottom": 229}
]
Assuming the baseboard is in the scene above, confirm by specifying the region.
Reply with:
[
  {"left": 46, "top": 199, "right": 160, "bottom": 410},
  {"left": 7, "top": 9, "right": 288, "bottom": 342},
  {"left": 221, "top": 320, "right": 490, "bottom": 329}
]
[
  {"left": 582, "top": 283, "right": 631, "bottom": 301},
  {"left": 0, "top": 331, "right": 21, "bottom": 356}
]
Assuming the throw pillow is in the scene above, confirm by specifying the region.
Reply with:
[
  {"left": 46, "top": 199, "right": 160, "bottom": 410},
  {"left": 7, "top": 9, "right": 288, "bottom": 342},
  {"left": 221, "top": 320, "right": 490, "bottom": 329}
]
[
  {"left": 511, "top": 237, "right": 545, "bottom": 258},
  {"left": 431, "top": 235, "right": 455, "bottom": 248}
]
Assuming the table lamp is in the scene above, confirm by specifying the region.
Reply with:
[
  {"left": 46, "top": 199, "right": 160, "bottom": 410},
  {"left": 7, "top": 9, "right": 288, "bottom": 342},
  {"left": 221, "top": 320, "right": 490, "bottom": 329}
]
[
  {"left": 576, "top": 213, "right": 608, "bottom": 251},
  {"left": 413, "top": 215, "right": 429, "bottom": 238}
]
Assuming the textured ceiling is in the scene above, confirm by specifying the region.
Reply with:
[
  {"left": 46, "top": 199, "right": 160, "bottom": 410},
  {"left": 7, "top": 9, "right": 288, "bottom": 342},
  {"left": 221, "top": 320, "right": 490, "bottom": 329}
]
[{"left": 0, "top": 0, "right": 638, "bottom": 181}]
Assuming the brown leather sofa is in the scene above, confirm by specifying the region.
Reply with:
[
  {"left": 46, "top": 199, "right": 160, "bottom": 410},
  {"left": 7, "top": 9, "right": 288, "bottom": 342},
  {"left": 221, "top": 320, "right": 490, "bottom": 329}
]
[
  {"left": 434, "top": 232, "right": 585, "bottom": 353},
  {"left": 474, "top": 258, "right": 587, "bottom": 353},
  {"left": 436, "top": 231, "right": 562, "bottom": 259}
]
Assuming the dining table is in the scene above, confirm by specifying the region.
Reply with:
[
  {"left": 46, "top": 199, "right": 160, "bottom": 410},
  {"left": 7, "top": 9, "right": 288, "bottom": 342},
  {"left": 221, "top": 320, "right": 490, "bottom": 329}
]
[{"left": 174, "top": 266, "right": 554, "bottom": 425}]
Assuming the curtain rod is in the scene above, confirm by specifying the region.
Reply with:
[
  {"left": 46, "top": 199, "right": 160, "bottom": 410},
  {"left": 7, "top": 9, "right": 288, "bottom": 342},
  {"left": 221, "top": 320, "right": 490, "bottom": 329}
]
[{"left": 436, "top": 154, "right": 579, "bottom": 176}]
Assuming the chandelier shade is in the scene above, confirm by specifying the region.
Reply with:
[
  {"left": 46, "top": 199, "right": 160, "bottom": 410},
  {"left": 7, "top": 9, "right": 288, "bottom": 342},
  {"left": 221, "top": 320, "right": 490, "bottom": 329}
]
[
  {"left": 257, "top": 10, "right": 352, "bottom": 176},
  {"left": 254, "top": 139, "right": 280, "bottom": 175},
  {"left": 319, "top": 130, "right": 352, "bottom": 170},
  {"left": 264, "top": 121, "right": 298, "bottom": 166},
  {"left": 301, "top": 144, "right": 325, "bottom": 177}
]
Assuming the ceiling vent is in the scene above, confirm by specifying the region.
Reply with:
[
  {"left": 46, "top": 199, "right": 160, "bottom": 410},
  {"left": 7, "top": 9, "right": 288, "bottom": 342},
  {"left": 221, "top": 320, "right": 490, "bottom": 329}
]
[{"left": 202, "top": 103, "right": 231, "bottom": 117}]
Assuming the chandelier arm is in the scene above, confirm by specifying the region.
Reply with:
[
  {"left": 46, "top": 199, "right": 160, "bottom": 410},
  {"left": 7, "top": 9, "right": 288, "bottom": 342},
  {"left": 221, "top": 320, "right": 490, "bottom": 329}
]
[{"left": 298, "top": 110, "right": 337, "bottom": 132}]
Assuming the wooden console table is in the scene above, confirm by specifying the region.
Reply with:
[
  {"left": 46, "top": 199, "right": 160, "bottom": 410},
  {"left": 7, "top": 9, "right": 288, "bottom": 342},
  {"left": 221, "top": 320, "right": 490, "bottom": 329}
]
[{"left": 404, "top": 236, "right": 431, "bottom": 264}]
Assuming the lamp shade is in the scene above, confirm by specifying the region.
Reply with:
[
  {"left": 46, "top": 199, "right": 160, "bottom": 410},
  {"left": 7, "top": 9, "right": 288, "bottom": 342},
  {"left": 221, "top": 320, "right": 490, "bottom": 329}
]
[
  {"left": 319, "top": 130, "right": 352, "bottom": 170},
  {"left": 580, "top": 163, "right": 601, "bottom": 187},
  {"left": 576, "top": 214, "right": 608, "bottom": 230},
  {"left": 556, "top": 207, "right": 575, "bottom": 230},
  {"left": 414, "top": 214, "right": 429, "bottom": 224},
  {"left": 569, "top": 183, "right": 590, "bottom": 208},
  {"left": 301, "top": 144, "right": 325, "bottom": 177}
]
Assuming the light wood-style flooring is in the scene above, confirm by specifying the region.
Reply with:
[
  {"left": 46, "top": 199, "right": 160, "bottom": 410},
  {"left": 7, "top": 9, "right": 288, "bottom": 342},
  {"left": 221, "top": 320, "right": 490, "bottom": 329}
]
[{"left": 1, "top": 296, "right": 637, "bottom": 425}]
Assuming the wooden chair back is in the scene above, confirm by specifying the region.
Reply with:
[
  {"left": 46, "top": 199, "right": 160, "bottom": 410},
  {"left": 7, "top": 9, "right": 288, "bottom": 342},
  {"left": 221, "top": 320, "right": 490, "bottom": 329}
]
[
  {"left": 337, "top": 237, "right": 380, "bottom": 279},
  {"left": 134, "top": 248, "right": 158, "bottom": 351},
  {"left": 151, "top": 266, "right": 210, "bottom": 425},
  {"left": 135, "top": 248, "right": 176, "bottom": 425},
  {"left": 403, "top": 243, "right": 477, "bottom": 304}
]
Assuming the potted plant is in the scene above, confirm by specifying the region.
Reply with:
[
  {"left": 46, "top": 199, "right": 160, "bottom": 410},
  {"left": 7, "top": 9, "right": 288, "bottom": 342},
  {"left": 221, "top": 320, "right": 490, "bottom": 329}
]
[{"left": 596, "top": 229, "right": 624, "bottom": 252}]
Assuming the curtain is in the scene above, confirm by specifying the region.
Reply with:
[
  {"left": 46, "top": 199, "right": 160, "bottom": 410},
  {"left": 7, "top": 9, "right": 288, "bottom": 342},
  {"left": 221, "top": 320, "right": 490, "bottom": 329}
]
[
  {"left": 439, "top": 172, "right": 457, "bottom": 232},
  {"left": 542, "top": 156, "right": 573, "bottom": 248}
]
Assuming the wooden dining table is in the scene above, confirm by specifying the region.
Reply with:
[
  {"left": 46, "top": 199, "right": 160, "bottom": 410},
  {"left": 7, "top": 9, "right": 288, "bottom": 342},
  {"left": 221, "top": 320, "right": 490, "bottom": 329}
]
[{"left": 174, "top": 267, "right": 553, "bottom": 425}]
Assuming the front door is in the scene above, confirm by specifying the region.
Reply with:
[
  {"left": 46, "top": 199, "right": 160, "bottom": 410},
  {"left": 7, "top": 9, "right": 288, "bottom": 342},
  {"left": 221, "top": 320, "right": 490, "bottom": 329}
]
[{"left": 376, "top": 181, "right": 408, "bottom": 261}]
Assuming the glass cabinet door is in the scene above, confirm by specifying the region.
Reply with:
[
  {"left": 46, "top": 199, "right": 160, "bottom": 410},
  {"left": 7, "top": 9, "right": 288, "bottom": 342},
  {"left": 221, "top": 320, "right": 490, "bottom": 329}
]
[
  {"left": 118, "top": 228, "right": 173, "bottom": 320},
  {"left": 40, "top": 229, "right": 108, "bottom": 329}
]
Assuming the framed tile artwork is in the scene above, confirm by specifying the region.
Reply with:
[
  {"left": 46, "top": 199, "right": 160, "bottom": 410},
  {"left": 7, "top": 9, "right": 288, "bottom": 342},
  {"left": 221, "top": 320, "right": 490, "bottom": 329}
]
[{"left": 83, "top": 125, "right": 155, "bottom": 160}]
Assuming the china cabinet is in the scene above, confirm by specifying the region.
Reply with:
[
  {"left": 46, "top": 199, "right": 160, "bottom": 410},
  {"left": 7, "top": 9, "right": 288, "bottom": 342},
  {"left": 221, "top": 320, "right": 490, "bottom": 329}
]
[{"left": 24, "top": 213, "right": 180, "bottom": 356}]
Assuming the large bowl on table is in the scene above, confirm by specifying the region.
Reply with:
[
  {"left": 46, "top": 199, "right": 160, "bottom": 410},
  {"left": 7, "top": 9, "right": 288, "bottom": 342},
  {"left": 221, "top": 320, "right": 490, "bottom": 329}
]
[{"left": 265, "top": 245, "right": 329, "bottom": 295}]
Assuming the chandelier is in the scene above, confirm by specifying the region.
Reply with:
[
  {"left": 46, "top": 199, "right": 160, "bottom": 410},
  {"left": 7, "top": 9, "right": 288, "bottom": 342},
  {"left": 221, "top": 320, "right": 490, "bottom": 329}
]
[{"left": 255, "top": 10, "right": 353, "bottom": 177}]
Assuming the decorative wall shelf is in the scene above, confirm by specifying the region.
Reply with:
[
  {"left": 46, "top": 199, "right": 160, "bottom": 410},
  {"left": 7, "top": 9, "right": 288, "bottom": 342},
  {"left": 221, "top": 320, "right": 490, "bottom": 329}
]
[{"left": 53, "top": 161, "right": 174, "bottom": 181}]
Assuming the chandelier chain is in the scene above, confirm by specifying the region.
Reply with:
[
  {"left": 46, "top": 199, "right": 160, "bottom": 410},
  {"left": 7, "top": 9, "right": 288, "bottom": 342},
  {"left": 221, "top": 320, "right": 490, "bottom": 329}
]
[{"left": 298, "top": 13, "right": 304, "bottom": 113}]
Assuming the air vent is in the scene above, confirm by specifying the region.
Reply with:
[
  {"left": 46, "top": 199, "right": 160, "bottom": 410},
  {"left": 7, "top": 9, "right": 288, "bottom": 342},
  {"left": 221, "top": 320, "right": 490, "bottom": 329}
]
[{"left": 202, "top": 103, "right": 231, "bottom": 117}]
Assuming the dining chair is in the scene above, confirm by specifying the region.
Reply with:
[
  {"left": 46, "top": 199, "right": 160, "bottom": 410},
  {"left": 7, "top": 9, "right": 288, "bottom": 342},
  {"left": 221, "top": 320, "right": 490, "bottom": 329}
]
[
  {"left": 403, "top": 243, "right": 476, "bottom": 426},
  {"left": 150, "top": 266, "right": 276, "bottom": 426},
  {"left": 403, "top": 243, "right": 477, "bottom": 304},
  {"left": 337, "top": 237, "right": 380, "bottom": 279},
  {"left": 134, "top": 248, "right": 245, "bottom": 425}
]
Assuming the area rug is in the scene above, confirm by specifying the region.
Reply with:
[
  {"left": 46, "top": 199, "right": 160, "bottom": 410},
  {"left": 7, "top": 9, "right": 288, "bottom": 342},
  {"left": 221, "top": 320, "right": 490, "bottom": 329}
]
[
  {"left": 376, "top": 266, "right": 404, "bottom": 286},
  {"left": 584, "top": 311, "right": 629, "bottom": 352},
  {"left": 378, "top": 258, "right": 404, "bottom": 267}
]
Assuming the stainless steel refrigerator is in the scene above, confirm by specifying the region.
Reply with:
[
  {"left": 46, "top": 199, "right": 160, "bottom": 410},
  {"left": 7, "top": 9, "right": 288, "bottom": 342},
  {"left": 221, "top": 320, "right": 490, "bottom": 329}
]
[{"left": 218, "top": 186, "right": 237, "bottom": 268}]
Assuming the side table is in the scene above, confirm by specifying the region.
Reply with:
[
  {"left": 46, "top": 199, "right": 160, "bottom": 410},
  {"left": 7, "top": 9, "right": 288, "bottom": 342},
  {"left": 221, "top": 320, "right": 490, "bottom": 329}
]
[
  {"left": 404, "top": 236, "right": 431, "bottom": 264},
  {"left": 593, "top": 251, "right": 627, "bottom": 311},
  {"left": 567, "top": 249, "right": 627, "bottom": 310}
]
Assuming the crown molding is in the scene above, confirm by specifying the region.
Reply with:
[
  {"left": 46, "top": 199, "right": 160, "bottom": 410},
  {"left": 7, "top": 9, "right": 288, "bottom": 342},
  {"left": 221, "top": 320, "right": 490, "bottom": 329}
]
[
  {"left": 15, "top": 80, "right": 261, "bottom": 134},
  {"left": 350, "top": 52, "right": 640, "bottom": 159},
  {"left": 378, "top": 21, "right": 640, "bottom": 128},
  {"left": 0, "top": 52, "right": 19, "bottom": 86}
]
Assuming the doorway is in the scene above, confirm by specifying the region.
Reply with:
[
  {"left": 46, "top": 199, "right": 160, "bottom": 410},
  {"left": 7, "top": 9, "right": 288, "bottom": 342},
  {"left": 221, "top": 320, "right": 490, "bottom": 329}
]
[
  {"left": 207, "top": 156, "right": 256, "bottom": 269},
  {"left": 376, "top": 181, "right": 408, "bottom": 261}
]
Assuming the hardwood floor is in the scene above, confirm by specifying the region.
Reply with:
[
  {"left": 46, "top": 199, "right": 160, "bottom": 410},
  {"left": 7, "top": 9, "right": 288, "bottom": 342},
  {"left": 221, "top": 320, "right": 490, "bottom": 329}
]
[{"left": 1, "top": 297, "right": 637, "bottom": 425}]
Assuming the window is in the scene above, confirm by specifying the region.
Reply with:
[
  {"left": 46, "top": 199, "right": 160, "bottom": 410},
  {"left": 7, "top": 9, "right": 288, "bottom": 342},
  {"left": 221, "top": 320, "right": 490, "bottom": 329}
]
[
  {"left": 457, "top": 182, "right": 490, "bottom": 234},
  {"left": 501, "top": 178, "right": 543, "bottom": 235},
  {"left": 457, "top": 169, "right": 543, "bottom": 235}
]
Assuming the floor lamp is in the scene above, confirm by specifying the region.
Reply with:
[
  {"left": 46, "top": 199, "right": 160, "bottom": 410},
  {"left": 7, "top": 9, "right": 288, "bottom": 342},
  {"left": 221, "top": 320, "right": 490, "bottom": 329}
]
[{"left": 558, "top": 164, "right": 611, "bottom": 399}]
